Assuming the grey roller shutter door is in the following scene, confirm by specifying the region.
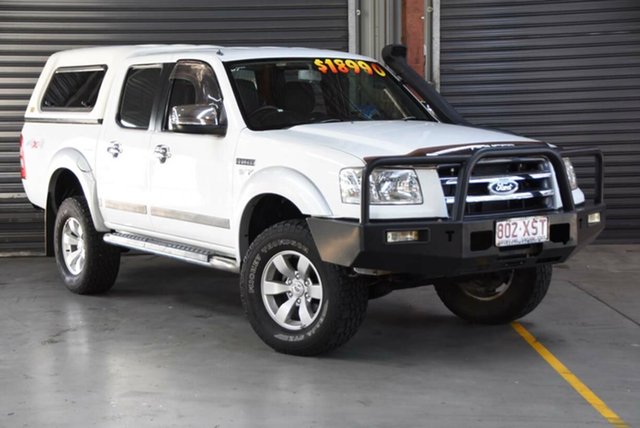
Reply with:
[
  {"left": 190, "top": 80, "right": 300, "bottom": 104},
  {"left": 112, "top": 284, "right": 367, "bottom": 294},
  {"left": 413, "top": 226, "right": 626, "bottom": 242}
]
[
  {"left": 0, "top": 0, "right": 349, "bottom": 255},
  {"left": 440, "top": 0, "right": 640, "bottom": 243}
]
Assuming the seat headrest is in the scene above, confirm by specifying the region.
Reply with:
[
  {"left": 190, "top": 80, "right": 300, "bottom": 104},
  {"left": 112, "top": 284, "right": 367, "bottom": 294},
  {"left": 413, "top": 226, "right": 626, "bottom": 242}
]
[
  {"left": 284, "top": 81, "right": 315, "bottom": 114},
  {"left": 235, "top": 79, "right": 260, "bottom": 113}
]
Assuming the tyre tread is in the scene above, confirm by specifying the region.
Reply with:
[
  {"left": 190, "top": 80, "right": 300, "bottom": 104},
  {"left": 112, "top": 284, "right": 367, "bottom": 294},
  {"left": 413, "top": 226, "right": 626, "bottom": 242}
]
[
  {"left": 435, "top": 265, "right": 552, "bottom": 325},
  {"left": 514, "top": 264, "right": 551, "bottom": 319},
  {"left": 240, "top": 219, "right": 368, "bottom": 356},
  {"left": 54, "top": 196, "right": 120, "bottom": 295}
]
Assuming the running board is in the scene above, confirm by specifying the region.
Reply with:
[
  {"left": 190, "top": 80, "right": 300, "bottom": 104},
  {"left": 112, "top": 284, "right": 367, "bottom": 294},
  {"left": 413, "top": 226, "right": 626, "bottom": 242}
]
[{"left": 103, "top": 232, "right": 239, "bottom": 273}]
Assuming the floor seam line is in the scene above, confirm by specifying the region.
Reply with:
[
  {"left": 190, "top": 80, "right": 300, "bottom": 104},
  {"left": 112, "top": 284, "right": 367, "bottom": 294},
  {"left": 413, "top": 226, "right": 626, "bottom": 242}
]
[{"left": 566, "top": 279, "right": 640, "bottom": 327}]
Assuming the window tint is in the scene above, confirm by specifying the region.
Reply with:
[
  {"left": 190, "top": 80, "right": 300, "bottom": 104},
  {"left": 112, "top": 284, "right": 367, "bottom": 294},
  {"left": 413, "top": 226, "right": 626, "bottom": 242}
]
[
  {"left": 168, "top": 79, "right": 197, "bottom": 109},
  {"left": 41, "top": 66, "right": 106, "bottom": 110},
  {"left": 227, "top": 59, "right": 431, "bottom": 131},
  {"left": 165, "top": 60, "right": 222, "bottom": 131},
  {"left": 119, "top": 66, "right": 162, "bottom": 129}
]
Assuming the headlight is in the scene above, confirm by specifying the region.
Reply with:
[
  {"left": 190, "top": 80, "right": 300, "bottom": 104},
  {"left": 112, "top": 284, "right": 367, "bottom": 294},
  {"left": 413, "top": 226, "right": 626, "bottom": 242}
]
[
  {"left": 562, "top": 157, "right": 578, "bottom": 190},
  {"left": 339, "top": 168, "right": 423, "bottom": 205}
]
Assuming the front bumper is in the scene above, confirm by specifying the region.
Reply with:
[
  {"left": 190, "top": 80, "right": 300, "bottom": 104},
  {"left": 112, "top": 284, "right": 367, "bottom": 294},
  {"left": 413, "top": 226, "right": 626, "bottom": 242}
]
[
  {"left": 308, "top": 145, "right": 606, "bottom": 279},
  {"left": 308, "top": 203, "right": 605, "bottom": 278}
]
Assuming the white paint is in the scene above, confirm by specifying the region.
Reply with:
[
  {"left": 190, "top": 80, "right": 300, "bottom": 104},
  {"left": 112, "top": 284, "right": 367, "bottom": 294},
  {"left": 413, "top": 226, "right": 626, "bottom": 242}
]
[{"left": 21, "top": 45, "right": 583, "bottom": 264}]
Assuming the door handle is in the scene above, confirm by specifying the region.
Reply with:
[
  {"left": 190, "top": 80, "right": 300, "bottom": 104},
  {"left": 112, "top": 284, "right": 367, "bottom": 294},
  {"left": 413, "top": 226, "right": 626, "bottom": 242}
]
[
  {"left": 154, "top": 145, "right": 171, "bottom": 163},
  {"left": 107, "top": 142, "right": 122, "bottom": 158}
]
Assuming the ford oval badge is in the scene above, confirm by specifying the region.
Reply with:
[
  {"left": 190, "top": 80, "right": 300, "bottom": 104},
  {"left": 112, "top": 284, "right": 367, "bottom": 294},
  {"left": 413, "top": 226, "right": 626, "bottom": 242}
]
[{"left": 488, "top": 178, "right": 519, "bottom": 195}]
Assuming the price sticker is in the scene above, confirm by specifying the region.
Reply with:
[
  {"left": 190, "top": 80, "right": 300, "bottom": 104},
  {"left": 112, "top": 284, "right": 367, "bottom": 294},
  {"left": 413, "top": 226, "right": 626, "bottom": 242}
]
[{"left": 313, "top": 58, "right": 387, "bottom": 77}]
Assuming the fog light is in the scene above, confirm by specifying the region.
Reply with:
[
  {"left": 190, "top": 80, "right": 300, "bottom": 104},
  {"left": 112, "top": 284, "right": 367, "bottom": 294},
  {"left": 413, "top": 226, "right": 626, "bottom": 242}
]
[
  {"left": 386, "top": 230, "right": 419, "bottom": 243},
  {"left": 588, "top": 212, "right": 601, "bottom": 225}
]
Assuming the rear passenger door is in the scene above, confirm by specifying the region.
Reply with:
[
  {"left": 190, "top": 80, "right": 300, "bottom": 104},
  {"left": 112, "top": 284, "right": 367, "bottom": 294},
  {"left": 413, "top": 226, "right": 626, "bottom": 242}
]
[{"left": 96, "top": 63, "right": 166, "bottom": 231}]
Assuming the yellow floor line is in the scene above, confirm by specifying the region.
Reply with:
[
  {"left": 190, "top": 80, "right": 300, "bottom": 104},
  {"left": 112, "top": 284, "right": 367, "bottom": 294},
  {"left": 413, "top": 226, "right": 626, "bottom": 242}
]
[{"left": 511, "top": 322, "right": 630, "bottom": 428}]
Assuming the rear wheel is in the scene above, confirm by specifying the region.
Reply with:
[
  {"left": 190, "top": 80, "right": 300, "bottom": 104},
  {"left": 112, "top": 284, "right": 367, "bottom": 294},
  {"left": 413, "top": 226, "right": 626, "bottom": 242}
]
[
  {"left": 54, "top": 196, "right": 120, "bottom": 294},
  {"left": 240, "top": 219, "right": 368, "bottom": 356},
  {"left": 434, "top": 265, "right": 552, "bottom": 324}
]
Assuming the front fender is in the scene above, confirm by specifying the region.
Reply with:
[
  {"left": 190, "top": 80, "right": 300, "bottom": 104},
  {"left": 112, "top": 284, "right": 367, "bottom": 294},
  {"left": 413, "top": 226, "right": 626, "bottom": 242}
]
[
  {"left": 235, "top": 167, "right": 332, "bottom": 219},
  {"left": 234, "top": 167, "right": 332, "bottom": 260},
  {"left": 47, "top": 148, "right": 107, "bottom": 231}
]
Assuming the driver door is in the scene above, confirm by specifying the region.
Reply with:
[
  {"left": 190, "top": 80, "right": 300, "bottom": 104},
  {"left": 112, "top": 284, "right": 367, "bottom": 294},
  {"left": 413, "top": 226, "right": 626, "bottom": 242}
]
[{"left": 148, "top": 60, "right": 234, "bottom": 249}]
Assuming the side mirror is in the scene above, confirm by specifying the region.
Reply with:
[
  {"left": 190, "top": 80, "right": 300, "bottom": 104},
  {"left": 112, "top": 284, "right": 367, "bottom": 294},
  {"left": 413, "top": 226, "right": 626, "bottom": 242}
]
[{"left": 168, "top": 104, "right": 227, "bottom": 135}]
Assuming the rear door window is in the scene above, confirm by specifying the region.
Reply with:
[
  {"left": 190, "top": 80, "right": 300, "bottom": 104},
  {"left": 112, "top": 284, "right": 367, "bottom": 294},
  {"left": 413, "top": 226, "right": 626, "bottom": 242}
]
[
  {"left": 118, "top": 65, "right": 163, "bottom": 129},
  {"left": 41, "top": 65, "right": 106, "bottom": 110}
]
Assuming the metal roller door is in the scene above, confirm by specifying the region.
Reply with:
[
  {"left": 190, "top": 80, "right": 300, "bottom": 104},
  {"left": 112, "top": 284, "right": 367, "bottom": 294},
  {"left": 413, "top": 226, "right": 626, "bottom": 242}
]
[
  {"left": 0, "top": 0, "right": 349, "bottom": 255},
  {"left": 440, "top": 0, "right": 640, "bottom": 243}
]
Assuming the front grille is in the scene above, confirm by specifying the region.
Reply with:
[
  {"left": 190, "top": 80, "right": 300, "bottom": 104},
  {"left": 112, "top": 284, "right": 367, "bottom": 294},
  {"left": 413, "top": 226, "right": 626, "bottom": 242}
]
[{"left": 438, "top": 157, "right": 555, "bottom": 216}]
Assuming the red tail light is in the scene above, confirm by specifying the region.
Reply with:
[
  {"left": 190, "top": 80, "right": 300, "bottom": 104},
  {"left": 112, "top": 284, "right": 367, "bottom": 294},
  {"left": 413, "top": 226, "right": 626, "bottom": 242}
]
[{"left": 19, "top": 133, "right": 26, "bottom": 180}]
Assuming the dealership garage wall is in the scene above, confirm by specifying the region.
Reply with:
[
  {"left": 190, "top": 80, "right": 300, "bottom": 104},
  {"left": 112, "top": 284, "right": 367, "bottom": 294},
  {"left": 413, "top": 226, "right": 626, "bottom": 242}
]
[
  {"left": 0, "top": 0, "right": 349, "bottom": 255},
  {"left": 2, "top": 0, "right": 640, "bottom": 255},
  {"left": 439, "top": 0, "right": 640, "bottom": 243}
]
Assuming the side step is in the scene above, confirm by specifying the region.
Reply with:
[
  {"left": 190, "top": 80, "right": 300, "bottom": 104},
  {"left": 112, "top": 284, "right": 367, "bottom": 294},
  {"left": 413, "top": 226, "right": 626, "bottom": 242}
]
[{"left": 103, "top": 232, "right": 239, "bottom": 273}]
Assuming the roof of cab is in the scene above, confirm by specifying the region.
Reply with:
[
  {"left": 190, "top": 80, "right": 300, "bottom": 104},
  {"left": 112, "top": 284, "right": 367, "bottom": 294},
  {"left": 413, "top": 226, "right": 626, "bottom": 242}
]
[
  {"left": 25, "top": 45, "right": 378, "bottom": 120},
  {"left": 49, "top": 44, "right": 375, "bottom": 65}
]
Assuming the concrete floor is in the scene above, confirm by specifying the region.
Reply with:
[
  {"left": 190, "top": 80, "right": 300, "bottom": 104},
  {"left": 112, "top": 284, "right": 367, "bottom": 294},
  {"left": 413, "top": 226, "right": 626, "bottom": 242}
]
[{"left": 0, "top": 246, "right": 638, "bottom": 427}]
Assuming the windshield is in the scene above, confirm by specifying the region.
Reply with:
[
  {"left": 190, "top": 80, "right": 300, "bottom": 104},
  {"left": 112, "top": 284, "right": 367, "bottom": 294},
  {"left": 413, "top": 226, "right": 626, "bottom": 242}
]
[{"left": 226, "top": 58, "right": 433, "bottom": 131}]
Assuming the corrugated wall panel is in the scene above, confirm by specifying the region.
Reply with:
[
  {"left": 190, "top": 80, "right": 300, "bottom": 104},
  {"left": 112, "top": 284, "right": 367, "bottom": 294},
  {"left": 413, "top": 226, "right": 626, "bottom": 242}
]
[
  {"left": 440, "top": 0, "right": 640, "bottom": 243},
  {"left": 0, "top": 0, "right": 349, "bottom": 255}
]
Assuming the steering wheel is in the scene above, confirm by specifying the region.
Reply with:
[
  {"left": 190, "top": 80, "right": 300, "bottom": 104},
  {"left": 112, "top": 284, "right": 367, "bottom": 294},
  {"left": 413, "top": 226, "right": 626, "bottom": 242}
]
[{"left": 248, "top": 105, "right": 281, "bottom": 120}]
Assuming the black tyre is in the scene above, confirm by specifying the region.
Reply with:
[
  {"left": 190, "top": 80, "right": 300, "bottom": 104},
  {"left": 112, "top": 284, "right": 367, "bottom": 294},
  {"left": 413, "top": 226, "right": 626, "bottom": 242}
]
[
  {"left": 434, "top": 265, "right": 552, "bottom": 324},
  {"left": 53, "top": 196, "right": 120, "bottom": 294},
  {"left": 240, "top": 219, "right": 368, "bottom": 356}
]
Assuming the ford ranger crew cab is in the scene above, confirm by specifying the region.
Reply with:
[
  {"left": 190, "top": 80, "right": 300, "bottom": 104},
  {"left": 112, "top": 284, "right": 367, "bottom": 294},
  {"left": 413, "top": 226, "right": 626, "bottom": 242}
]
[{"left": 20, "top": 44, "right": 605, "bottom": 355}]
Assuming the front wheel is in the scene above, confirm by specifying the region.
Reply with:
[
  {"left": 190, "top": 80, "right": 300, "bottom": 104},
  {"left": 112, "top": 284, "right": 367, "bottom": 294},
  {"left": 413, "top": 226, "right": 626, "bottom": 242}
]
[
  {"left": 54, "top": 196, "right": 121, "bottom": 294},
  {"left": 240, "top": 219, "right": 368, "bottom": 356},
  {"left": 434, "top": 265, "right": 552, "bottom": 324}
]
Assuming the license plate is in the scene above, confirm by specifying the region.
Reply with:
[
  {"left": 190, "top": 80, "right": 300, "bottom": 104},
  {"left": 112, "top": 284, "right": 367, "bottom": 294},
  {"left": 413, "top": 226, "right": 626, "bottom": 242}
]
[{"left": 495, "top": 216, "right": 549, "bottom": 247}]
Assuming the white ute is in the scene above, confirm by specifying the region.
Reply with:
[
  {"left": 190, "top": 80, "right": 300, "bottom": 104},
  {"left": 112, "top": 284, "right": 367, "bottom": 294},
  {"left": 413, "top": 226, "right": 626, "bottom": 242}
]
[{"left": 21, "top": 44, "right": 605, "bottom": 355}]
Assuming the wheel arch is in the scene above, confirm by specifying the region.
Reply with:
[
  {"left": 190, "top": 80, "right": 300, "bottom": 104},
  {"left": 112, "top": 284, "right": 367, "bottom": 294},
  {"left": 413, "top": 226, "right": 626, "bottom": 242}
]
[
  {"left": 235, "top": 167, "right": 333, "bottom": 262},
  {"left": 238, "top": 193, "right": 304, "bottom": 262},
  {"left": 45, "top": 149, "right": 107, "bottom": 255}
]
